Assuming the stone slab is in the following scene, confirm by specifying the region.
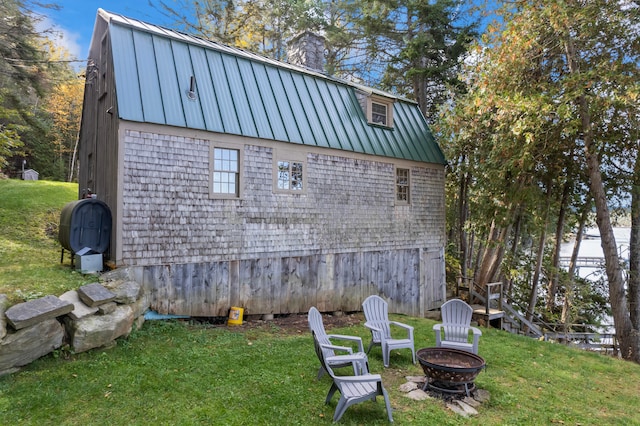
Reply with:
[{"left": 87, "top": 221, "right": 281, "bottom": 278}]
[
  {"left": 77, "top": 283, "right": 116, "bottom": 307},
  {"left": 59, "top": 290, "right": 99, "bottom": 320},
  {"left": 399, "top": 381, "right": 418, "bottom": 393},
  {"left": 405, "top": 375, "right": 426, "bottom": 383},
  {"left": 446, "top": 402, "right": 470, "bottom": 417},
  {"left": 65, "top": 305, "right": 134, "bottom": 353},
  {"left": 103, "top": 280, "right": 141, "bottom": 304},
  {"left": 473, "top": 389, "right": 491, "bottom": 403},
  {"left": 455, "top": 400, "right": 479, "bottom": 416},
  {"left": 462, "top": 396, "right": 481, "bottom": 408},
  {"left": 0, "top": 319, "right": 64, "bottom": 370},
  {"left": 98, "top": 302, "right": 117, "bottom": 315},
  {"left": 5, "top": 295, "right": 74, "bottom": 330},
  {"left": 405, "top": 389, "right": 431, "bottom": 401}
]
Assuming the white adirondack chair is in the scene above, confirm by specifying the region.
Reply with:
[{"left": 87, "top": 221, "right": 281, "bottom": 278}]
[
  {"left": 433, "top": 298, "right": 482, "bottom": 354},
  {"left": 362, "top": 295, "right": 416, "bottom": 367},
  {"left": 308, "top": 307, "right": 369, "bottom": 379},
  {"left": 312, "top": 332, "right": 394, "bottom": 423}
]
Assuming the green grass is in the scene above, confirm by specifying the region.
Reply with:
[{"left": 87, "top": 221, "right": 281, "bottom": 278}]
[
  {"left": 1, "top": 179, "right": 640, "bottom": 425},
  {"left": 1, "top": 318, "right": 639, "bottom": 425},
  {"left": 0, "top": 179, "right": 90, "bottom": 303}
]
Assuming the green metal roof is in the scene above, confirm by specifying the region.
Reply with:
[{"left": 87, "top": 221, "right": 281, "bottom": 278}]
[{"left": 101, "top": 9, "right": 445, "bottom": 165}]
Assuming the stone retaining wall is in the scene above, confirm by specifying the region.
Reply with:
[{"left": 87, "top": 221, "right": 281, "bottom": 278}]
[{"left": 0, "top": 268, "right": 149, "bottom": 376}]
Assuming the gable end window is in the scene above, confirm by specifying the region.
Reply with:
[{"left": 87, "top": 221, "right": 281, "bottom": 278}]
[
  {"left": 396, "top": 168, "right": 410, "bottom": 204},
  {"left": 211, "top": 147, "right": 240, "bottom": 198}
]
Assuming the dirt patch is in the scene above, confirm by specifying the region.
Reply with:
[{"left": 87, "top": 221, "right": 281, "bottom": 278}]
[
  {"left": 245, "top": 312, "right": 366, "bottom": 335},
  {"left": 192, "top": 311, "right": 365, "bottom": 334}
]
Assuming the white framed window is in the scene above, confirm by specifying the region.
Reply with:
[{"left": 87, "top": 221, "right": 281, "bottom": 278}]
[
  {"left": 396, "top": 167, "right": 410, "bottom": 204},
  {"left": 211, "top": 146, "right": 240, "bottom": 198},
  {"left": 371, "top": 102, "right": 388, "bottom": 126},
  {"left": 274, "top": 150, "right": 307, "bottom": 194},
  {"left": 277, "top": 161, "right": 304, "bottom": 191},
  {"left": 367, "top": 95, "right": 394, "bottom": 128}
]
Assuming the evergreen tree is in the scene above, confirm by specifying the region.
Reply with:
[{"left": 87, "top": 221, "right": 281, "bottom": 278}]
[
  {"left": 357, "top": 0, "right": 479, "bottom": 121},
  {"left": 0, "top": 0, "right": 48, "bottom": 172}
]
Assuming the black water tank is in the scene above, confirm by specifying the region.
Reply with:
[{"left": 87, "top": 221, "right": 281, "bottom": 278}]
[{"left": 58, "top": 199, "right": 112, "bottom": 254}]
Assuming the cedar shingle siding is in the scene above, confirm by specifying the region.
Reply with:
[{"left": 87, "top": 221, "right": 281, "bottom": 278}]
[{"left": 78, "top": 9, "right": 447, "bottom": 317}]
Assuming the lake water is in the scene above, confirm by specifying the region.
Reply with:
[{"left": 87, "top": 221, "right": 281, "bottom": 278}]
[
  {"left": 560, "top": 227, "right": 630, "bottom": 333},
  {"left": 560, "top": 227, "right": 630, "bottom": 260}
]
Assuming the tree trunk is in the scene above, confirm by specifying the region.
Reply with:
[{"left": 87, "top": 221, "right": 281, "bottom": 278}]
[
  {"left": 526, "top": 191, "right": 550, "bottom": 324},
  {"left": 629, "top": 148, "right": 640, "bottom": 330},
  {"left": 547, "top": 182, "right": 570, "bottom": 311},
  {"left": 68, "top": 132, "right": 80, "bottom": 182},
  {"left": 505, "top": 209, "right": 523, "bottom": 298},
  {"left": 561, "top": 202, "right": 589, "bottom": 331},
  {"left": 476, "top": 219, "right": 502, "bottom": 287},
  {"left": 564, "top": 37, "right": 639, "bottom": 362},
  {"left": 459, "top": 167, "right": 470, "bottom": 280}
]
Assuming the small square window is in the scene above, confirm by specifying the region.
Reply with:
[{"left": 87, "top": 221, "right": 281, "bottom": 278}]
[
  {"left": 277, "top": 161, "right": 303, "bottom": 191},
  {"left": 396, "top": 168, "right": 410, "bottom": 204}
]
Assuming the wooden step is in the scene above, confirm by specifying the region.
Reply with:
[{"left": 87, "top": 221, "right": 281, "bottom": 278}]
[{"left": 470, "top": 304, "right": 505, "bottom": 321}]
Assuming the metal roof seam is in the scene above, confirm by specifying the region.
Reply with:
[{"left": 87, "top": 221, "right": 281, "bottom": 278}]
[
  {"left": 393, "top": 105, "right": 423, "bottom": 161},
  {"left": 269, "top": 66, "right": 303, "bottom": 144},
  {"left": 110, "top": 25, "right": 143, "bottom": 122},
  {"left": 128, "top": 28, "right": 146, "bottom": 123},
  {"left": 169, "top": 39, "right": 191, "bottom": 129},
  {"left": 185, "top": 44, "right": 208, "bottom": 129},
  {"left": 279, "top": 71, "right": 315, "bottom": 146},
  {"left": 100, "top": 8, "right": 445, "bottom": 165},
  {"left": 220, "top": 54, "right": 247, "bottom": 137},
  {"left": 238, "top": 58, "right": 273, "bottom": 140},
  {"left": 206, "top": 50, "right": 241, "bottom": 135},
  {"left": 253, "top": 62, "right": 289, "bottom": 143},
  {"left": 202, "top": 48, "right": 225, "bottom": 133},
  {"left": 316, "top": 80, "right": 353, "bottom": 152},
  {"left": 99, "top": 8, "right": 418, "bottom": 104},
  {"left": 150, "top": 33, "right": 168, "bottom": 124},
  {"left": 189, "top": 44, "right": 224, "bottom": 132},
  {"left": 338, "top": 86, "right": 369, "bottom": 154},
  {"left": 302, "top": 76, "right": 332, "bottom": 148},
  {"left": 327, "top": 84, "right": 364, "bottom": 154},
  {"left": 406, "top": 105, "right": 443, "bottom": 163},
  {"left": 248, "top": 62, "right": 274, "bottom": 140}
]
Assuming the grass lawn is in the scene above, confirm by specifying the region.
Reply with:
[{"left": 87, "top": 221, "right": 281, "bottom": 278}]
[
  {"left": 0, "top": 179, "right": 91, "bottom": 303},
  {"left": 1, "top": 179, "right": 640, "bottom": 425}
]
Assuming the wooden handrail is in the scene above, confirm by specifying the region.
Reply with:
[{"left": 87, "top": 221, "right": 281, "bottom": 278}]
[{"left": 485, "top": 282, "right": 503, "bottom": 315}]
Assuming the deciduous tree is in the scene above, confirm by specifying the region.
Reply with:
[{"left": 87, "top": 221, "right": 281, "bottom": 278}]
[{"left": 440, "top": 0, "right": 640, "bottom": 361}]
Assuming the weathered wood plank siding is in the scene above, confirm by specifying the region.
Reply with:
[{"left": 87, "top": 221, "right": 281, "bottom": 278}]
[
  {"left": 77, "top": 23, "right": 121, "bottom": 259},
  {"left": 139, "top": 250, "right": 434, "bottom": 317},
  {"left": 121, "top": 124, "right": 445, "bottom": 316}
]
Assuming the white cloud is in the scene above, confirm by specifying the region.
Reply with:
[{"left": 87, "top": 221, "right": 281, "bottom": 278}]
[{"left": 35, "top": 16, "right": 84, "bottom": 61}]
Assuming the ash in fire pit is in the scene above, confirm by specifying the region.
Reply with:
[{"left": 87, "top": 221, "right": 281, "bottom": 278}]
[{"left": 417, "top": 347, "right": 486, "bottom": 398}]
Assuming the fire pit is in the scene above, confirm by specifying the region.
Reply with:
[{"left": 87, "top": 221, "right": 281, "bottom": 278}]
[{"left": 417, "top": 347, "right": 485, "bottom": 397}]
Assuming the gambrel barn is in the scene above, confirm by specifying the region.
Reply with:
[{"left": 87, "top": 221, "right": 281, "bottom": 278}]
[{"left": 77, "top": 9, "right": 447, "bottom": 318}]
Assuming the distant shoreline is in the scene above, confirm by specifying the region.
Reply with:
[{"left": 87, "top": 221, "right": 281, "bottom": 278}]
[{"left": 609, "top": 211, "right": 631, "bottom": 227}]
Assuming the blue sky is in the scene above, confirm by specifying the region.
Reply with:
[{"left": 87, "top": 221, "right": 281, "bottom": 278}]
[
  {"left": 36, "top": 1, "right": 174, "bottom": 62},
  {"left": 39, "top": 1, "right": 501, "bottom": 66}
]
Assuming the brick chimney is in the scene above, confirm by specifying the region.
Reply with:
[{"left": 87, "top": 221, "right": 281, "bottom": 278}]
[{"left": 287, "top": 31, "right": 325, "bottom": 73}]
